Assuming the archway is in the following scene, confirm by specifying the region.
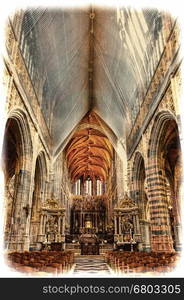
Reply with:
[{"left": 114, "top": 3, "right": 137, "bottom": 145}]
[
  {"left": 148, "top": 111, "right": 181, "bottom": 252},
  {"left": 2, "top": 110, "right": 32, "bottom": 251},
  {"left": 64, "top": 112, "right": 115, "bottom": 253},
  {"left": 132, "top": 152, "right": 150, "bottom": 251},
  {"left": 29, "top": 152, "right": 47, "bottom": 248}
]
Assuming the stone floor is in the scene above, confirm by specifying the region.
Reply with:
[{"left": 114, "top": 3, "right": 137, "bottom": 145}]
[{"left": 72, "top": 255, "right": 113, "bottom": 276}]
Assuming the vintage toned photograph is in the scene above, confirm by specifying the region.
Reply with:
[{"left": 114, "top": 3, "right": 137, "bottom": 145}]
[{"left": 0, "top": 0, "right": 183, "bottom": 279}]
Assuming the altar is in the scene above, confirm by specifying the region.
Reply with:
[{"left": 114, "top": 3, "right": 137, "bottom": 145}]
[
  {"left": 70, "top": 195, "right": 106, "bottom": 235},
  {"left": 79, "top": 233, "right": 99, "bottom": 255},
  {"left": 37, "top": 199, "right": 66, "bottom": 248},
  {"left": 114, "top": 193, "right": 142, "bottom": 251}
]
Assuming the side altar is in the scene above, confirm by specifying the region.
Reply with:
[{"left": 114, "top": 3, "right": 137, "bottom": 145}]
[
  {"left": 114, "top": 193, "right": 142, "bottom": 251},
  {"left": 37, "top": 199, "right": 66, "bottom": 250}
]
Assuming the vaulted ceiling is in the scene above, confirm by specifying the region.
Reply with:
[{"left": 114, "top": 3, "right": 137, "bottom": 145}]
[
  {"left": 65, "top": 112, "right": 113, "bottom": 182},
  {"left": 13, "top": 5, "right": 164, "bottom": 153}
]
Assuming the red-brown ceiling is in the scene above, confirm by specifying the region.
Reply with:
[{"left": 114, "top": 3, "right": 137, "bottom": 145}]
[{"left": 65, "top": 112, "right": 113, "bottom": 182}]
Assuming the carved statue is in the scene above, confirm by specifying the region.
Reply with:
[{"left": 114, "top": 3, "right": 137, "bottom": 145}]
[
  {"left": 46, "top": 215, "right": 58, "bottom": 233},
  {"left": 121, "top": 216, "right": 133, "bottom": 234}
]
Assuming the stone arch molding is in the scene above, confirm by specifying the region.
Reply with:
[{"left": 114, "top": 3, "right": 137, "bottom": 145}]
[
  {"left": 130, "top": 151, "right": 151, "bottom": 251},
  {"left": 3, "top": 109, "right": 34, "bottom": 251},
  {"left": 148, "top": 110, "right": 178, "bottom": 161},
  {"left": 132, "top": 151, "right": 149, "bottom": 219},
  {"left": 33, "top": 150, "right": 48, "bottom": 205},
  {"left": 29, "top": 150, "right": 48, "bottom": 245},
  {"left": 7, "top": 108, "right": 33, "bottom": 164},
  {"left": 147, "top": 110, "right": 181, "bottom": 252}
]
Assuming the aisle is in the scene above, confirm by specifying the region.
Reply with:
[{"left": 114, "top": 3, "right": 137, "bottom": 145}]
[{"left": 72, "top": 255, "right": 112, "bottom": 276}]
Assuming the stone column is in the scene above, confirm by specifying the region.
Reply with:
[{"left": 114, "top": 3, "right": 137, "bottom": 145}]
[
  {"left": 36, "top": 213, "right": 45, "bottom": 244},
  {"left": 57, "top": 215, "right": 61, "bottom": 242},
  {"left": 118, "top": 215, "right": 121, "bottom": 235},
  {"left": 146, "top": 161, "right": 174, "bottom": 252},
  {"left": 62, "top": 216, "right": 65, "bottom": 235},
  {"left": 144, "top": 221, "right": 151, "bottom": 252},
  {"left": 114, "top": 215, "right": 117, "bottom": 234},
  {"left": 11, "top": 169, "right": 31, "bottom": 251},
  {"left": 43, "top": 214, "right": 47, "bottom": 235},
  {"left": 58, "top": 216, "right": 61, "bottom": 234},
  {"left": 135, "top": 215, "right": 140, "bottom": 234},
  {"left": 39, "top": 214, "right": 43, "bottom": 235},
  {"left": 140, "top": 219, "right": 151, "bottom": 252},
  {"left": 133, "top": 215, "right": 136, "bottom": 233},
  {"left": 173, "top": 224, "right": 182, "bottom": 251}
]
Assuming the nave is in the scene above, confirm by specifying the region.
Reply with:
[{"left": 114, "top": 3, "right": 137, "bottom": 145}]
[{"left": 1, "top": 5, "right": 183, "bottom": 276}]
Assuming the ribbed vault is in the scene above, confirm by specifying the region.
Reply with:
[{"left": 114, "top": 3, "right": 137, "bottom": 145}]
[{"left": 65, "top": 112, "right": 113, "bottom": 182}]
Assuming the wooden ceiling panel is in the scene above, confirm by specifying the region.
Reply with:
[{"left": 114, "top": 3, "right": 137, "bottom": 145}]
[{"left": 65, "top": 112, "right": 113, "bottom": 182}]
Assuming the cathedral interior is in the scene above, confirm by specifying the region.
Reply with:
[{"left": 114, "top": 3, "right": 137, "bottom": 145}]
[{"left": 1, "top": 4, "right": 183, "bottom": 276}]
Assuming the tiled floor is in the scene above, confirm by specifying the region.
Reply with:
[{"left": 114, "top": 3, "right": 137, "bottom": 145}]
[{"left": 72, "top": 255, "right": 112, "bottom": 276}]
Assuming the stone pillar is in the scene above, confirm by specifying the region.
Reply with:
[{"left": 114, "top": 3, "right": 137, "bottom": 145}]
[
  {"left": 146, "top": 162, "right": 174, "bottom": 252},
  {"left": 58, "top": 216, "right": 61, "bottom": 234},
  {"left": 174, "top": 224, "right": 182, "bottom": 251},
  {"left": 118, "top": 214, "right": 121, "bottom": 235},
  {"left": 9, "top": 169, "right": 31, "bottom": 251},
  {"left": 140, "top": 220, "right": 151, "bottom": 252},
  {"left": 62, "top": 216, "right": 65, "bottom": 235},
  {"left": 135, "top": 214, "right": 140, "bottom": 234},
  {"left": 57, "top": 216, "right": 61, "bottom": 242},
  {"left": 133, "top": 215, "right": 136, "bottom": 233},
  {"left": 114, "top": 215, "right": 117, "bottom": 234},
  {"left": 43, "top": 214, "right": 47, "bottom": 235},
  {"left": 39, "top": 214, "right": 43, "bottom": 235}
]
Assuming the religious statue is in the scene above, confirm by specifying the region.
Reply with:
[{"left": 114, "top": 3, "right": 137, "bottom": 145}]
[
  {"left": 45, "top": 215, "right": 58, "bottom": 242},
  {"left": 121, "top": 216, "right": 134, "bottom": 242},
  {"left": 121, "top": 216, "right": 133, "bottom": 233}
]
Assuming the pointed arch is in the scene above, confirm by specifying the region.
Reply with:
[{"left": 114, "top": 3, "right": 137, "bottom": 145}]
[
  {"left": 147, "top": 110, "right": 182, "bottom": 252},
  {"left": 2, "top": 109, "right": 33, "bottom": 250},
  {"left": 132, "top": 152, "right": 148, "bottom": 220},
  {"left": 29, "top": 150, "right": 48, "bottom": 246}
]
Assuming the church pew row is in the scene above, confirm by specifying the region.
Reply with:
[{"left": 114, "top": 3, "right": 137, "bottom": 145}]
[
  {"left": 105, "top": 251, "right": 179, "bottom": 274},
  {"left": 6, "top": 250, "right": 74, "bottom": 274}
]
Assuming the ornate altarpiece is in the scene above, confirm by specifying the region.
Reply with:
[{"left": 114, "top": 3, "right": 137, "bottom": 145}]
[{"left": 114, "top": 193, "right": 142, "bottom": 250}]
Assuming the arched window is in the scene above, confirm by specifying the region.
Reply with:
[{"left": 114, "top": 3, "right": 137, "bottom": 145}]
[
  {"left": 84, "top": 177, "right": 92, "bottom": 195},
  {"left": 75, "top": 179, "right": 81, "bottom": 195},
  {"left": 97, "top": 179, "right": 102, "bottom": 195}
]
